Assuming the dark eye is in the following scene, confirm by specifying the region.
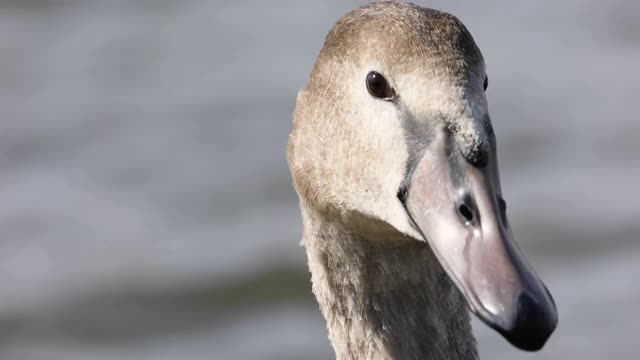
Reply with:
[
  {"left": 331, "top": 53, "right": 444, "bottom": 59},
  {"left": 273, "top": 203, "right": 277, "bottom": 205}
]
[
  {"left": 483, "top": 75, "right": 488, "bottom": 91},
  {"left": 366, "top": 71, "right": 395, "bottom": 100}
]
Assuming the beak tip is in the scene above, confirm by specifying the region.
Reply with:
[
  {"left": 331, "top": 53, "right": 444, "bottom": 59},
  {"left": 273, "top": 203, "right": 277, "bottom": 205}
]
[{"left": 495, "top": 292, "right": 558, "bottom": 352}]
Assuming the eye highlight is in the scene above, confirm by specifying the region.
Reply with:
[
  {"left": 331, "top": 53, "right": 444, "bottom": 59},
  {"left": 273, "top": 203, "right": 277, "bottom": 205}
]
[
  {"left": 366, "top": 71, "right": 395, "bottom": 100},
  {"left": 483, "top": 75, "right": 488, "bottom": 91}
]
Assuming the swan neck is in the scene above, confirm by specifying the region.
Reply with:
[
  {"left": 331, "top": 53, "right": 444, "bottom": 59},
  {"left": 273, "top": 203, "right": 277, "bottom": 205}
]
[{"left": 301, "top": 207, "right": 478, "bottom": 360}]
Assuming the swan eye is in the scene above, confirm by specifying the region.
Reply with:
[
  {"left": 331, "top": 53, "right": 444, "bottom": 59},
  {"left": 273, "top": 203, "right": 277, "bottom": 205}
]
[
  {"left": 366, "top": 71, "right": 395, "bottom": 100},
  {"left": 483, "top": 75, "right": 488, "bottom": 91}
]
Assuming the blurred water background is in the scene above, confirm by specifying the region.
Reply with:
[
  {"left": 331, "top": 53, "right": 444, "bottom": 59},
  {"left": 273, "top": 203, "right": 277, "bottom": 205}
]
[{"left": 0, "top": 0, "right": 638, "bottom": 359}]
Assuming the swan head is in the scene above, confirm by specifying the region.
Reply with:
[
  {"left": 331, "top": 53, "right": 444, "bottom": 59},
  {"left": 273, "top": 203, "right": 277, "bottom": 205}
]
[{"left": 288, "top": 1, "right": 557, "bottom": 351}]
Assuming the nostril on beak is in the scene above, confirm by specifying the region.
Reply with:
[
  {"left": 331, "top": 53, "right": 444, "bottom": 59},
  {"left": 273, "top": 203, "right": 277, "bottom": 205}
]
[
  {"left": 497, "top": 196, "right": 508, "bottom": 224},
  {"left": 458, "top": 204, "right": 474, "bottom": 223},
  {"left": 456, "top": 193, "right": 477, "bottom": 225}
]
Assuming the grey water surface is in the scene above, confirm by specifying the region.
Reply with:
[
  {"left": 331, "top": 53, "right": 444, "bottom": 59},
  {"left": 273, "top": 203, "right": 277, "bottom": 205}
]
[{"left": 0, "top": 0, "right": 638, "bottom": 359}]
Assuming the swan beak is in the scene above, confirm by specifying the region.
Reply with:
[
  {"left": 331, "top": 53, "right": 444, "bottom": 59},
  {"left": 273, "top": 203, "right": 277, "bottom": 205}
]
[{"left": 402, "top": 132, "right": 558, "bottom": 351}]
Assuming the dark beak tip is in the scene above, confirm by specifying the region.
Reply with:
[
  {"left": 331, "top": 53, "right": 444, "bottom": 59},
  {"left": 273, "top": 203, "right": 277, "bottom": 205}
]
[
  {"left": 499, "top": 293, "right": 558, "bottom": 352},
  {"left": 475, "top": 292, "right": 558, "bottom": 352},
  {"left": 501, "top": 325, "right": 556, "bottom": 352}
]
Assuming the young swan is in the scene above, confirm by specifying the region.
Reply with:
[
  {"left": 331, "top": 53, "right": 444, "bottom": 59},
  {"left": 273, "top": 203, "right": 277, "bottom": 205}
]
[{"left": 288, "top": 2, "right": 557, "bottom": 359}]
